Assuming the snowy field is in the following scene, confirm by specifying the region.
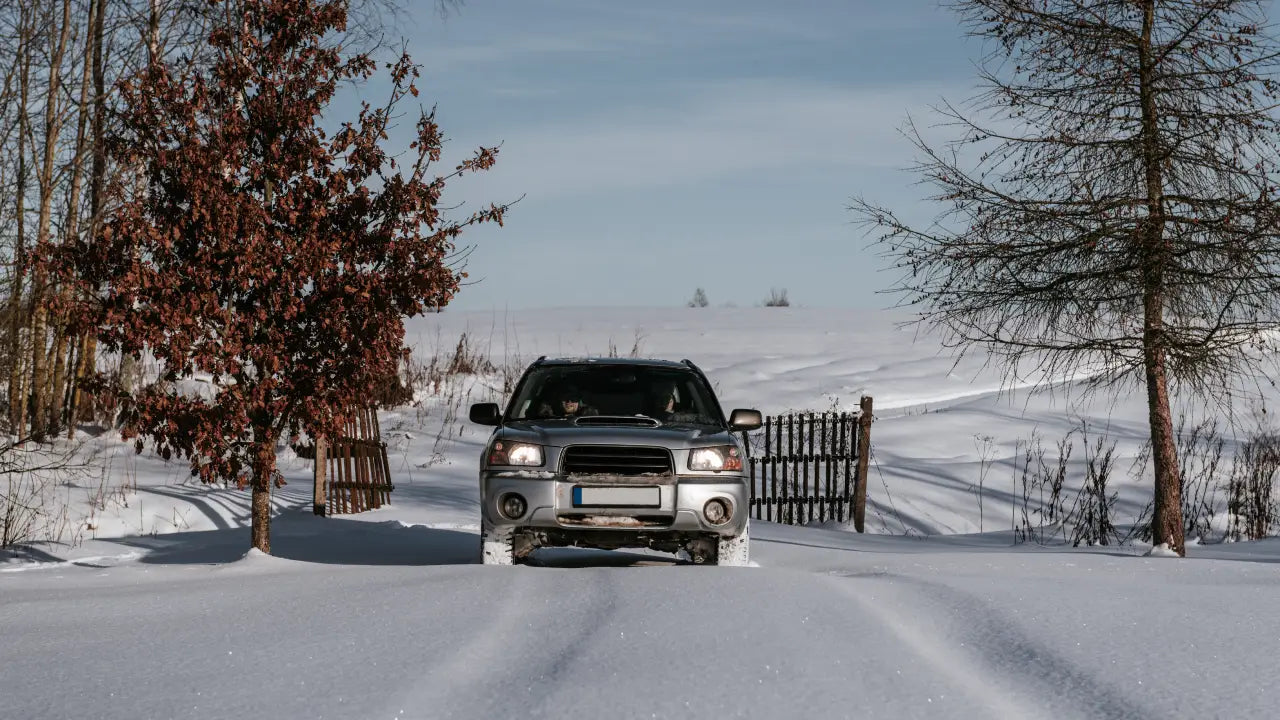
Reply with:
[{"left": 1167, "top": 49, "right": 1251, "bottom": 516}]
[{"left": 3, "top": 306, "right": 1280, "bottom": 719}]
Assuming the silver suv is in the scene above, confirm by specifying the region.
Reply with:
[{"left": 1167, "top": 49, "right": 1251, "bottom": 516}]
[{"left": 469, "top": 357, "right": 762, "bottom": 566}]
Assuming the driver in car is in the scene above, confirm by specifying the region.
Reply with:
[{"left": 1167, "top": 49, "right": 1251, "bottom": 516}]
[{"left": 537, "top": 385, "right": 598, "bottom": 418}]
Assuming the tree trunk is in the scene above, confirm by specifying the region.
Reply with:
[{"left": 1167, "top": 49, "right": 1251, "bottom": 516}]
[
  {"left": 1145, "top": 343, "right": 1182, "bottom": 552},
  {"left": 61, "top": 333, "right": 79, "bottom": 436},
  {"left": 73, "top": 335, "right": 95, "bottom": 421},
  {"left": 51, "top": 0, "right": 98, "bottom": 435},
  {"left": 74, "top": 0, "right": 105, "bottom": 436},
  {"left": 117, "top": 355, "right": 138, "bottom": 402},
  {"left": 47, "top": 317, "right": 69, "bottom": 433},
  {"left": 8, "top": 6, "right": 32, "bottom": 435},
  {"left": 89, "top": 0, "right": 106, "bottom": 237},
  {"left": 27, "top": 289, "right": 49, "bottom": 440},
  {"left": 147, "top": 0, "right": 161, "bottom": 64},
  {"left": 10, "top": 353, "right": 27, "bottom": 438},
  {"left": 29, "top": 0, "right": 75, "bottom": 441},
  {"left": 313, "top": 434, "right": 328, "bottom": 516},
  {"left": 251, "top": 433, "right": 277, "bottom": 553},
  {"left": 1138, "top": 0, "right": 1184, "bottom": 556},
  {"left": 65, "top": 333, "right": 86, "bottom": 438}
]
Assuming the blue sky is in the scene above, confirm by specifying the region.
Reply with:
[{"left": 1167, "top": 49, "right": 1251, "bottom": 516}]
[{"left": 368, "top": 1, "right": 978, "bottom": 310}]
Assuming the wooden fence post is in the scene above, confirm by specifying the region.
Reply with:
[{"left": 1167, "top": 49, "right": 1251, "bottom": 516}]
[
  {"left": 313, "top": 435, "right": 327, "bottom": 516},
  {"left": 854, "top": 395, "right": 873, "bottom": 533}
]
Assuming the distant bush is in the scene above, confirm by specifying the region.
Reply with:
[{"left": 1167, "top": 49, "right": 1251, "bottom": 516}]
[
  {"left": 688, "top": 288, "right": 709, "bottom": 308},
  {"left": 606, "top": 329, "right": 646, "bottom": 359},
  {"left": 763, "top": 288, "right": 790, "bottom": 307}
]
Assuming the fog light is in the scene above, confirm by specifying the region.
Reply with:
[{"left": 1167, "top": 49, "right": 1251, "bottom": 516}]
[
  {"left": 500, "top": 494, "right": 527, "bottom": 519},
  {"left": 703, "top": 498, "right": 731, "bottom": 525}
]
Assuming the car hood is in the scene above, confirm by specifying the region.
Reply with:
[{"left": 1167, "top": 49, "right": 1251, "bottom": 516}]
[{"left": 497, "top": 419, "right": 736, "bottom": 449}]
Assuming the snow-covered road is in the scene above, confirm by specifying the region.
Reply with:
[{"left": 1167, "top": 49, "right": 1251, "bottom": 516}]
[{"left": 5, "top": 517, "right": 1279, "bottom": 720}]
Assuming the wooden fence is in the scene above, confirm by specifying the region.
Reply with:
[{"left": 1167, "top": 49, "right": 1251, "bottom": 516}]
[
  {"left": 311, "top": 406, "right": 394, "bottom": 516},
  {"left": 744, "top": 396, "right": 872, "bottom": 531}
]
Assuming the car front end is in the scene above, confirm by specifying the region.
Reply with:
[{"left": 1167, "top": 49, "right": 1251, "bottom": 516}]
[{"left": 480, "top": 427, "right": 749, "bottom": 561}]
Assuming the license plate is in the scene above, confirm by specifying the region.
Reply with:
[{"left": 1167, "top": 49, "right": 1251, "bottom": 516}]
[{"left": 572, "top": 486, "right": 661, "bottom": 508}]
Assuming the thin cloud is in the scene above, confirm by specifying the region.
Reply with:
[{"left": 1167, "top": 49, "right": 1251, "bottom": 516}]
[
  {"left": 451, "top": 81, "right": 950, "bottom": 201},
  {"left": 415, "top": 29, "right": 667, "bottom": 71}
]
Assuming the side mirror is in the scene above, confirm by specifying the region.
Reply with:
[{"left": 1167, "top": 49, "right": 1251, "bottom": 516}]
[
  {"left": 469, "top": 403, "right": 501, "bottom": 426},
  {"left": 729, "top": 408, "right": 762, "bottom": 431}
]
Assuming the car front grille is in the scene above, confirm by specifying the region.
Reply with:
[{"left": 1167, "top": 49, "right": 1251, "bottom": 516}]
[{"left": 561, "top": 445, "right": 674, "bottom": 476}]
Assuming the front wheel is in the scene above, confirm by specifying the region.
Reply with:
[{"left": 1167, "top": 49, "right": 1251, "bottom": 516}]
[
  {"left": 480, "top": 521, "right": 514, "bottom": 565},
  {"left": 714, "top": 522, "right": 750, "bottom": 566}
]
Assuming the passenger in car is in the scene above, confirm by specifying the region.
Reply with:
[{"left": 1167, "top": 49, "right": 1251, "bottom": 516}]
[{"left": 653, "top": 382, "right": 699, "bottom": 423}]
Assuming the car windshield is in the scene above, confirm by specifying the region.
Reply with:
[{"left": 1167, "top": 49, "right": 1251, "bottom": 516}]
[{"left": 507, "top": 365, "right": 722, "bottom": 424}]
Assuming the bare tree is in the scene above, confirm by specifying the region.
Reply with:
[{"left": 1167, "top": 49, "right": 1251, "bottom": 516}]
[{"left": 851, "top": 0, "right": 1280, "bottom": 556}]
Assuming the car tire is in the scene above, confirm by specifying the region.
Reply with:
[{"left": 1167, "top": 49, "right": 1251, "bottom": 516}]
[
  {"left": 480, "top": 521, "right": 515, "bottom": 566},
  {"left": 714, "top": 521, "right": 750, "bottom": 566}
]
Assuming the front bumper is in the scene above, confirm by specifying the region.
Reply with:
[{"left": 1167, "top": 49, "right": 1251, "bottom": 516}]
[{"left": 480, "top": 471, "right": 749, "bottom": 537}]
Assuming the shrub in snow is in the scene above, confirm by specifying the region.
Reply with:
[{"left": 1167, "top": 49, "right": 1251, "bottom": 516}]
[
  {"left": 0, "top": 440, "right": 88, "bottom": 548},
  {"left": 1226, "top": 435, "right": 1280, "bottom": 542},
  {"left": 1069, "top": 433, "right": 1120, "bottom": 547},
  {"left": 1175, "top": 415, "right": 1226, "bottom": 543},
  {"left": 1127, "top": 416, "right": 1275, "bottom": 546},
  {"left": 1012, "top": 430, "right": 1070, "bottom": 545}
]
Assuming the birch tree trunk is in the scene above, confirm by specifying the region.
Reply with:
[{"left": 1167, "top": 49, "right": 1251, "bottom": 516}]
[
  {"left": 49, "top": 0, "right": 98, "bottom": 434},
  {"left": 7, "top": 6, "right": 32, "bottom": 436},
  {"left": 74, "top": 0, "right": 107, "bottom": 429},
  {"left": 28, "top": 0, "right": 74, "bottom": 441}
]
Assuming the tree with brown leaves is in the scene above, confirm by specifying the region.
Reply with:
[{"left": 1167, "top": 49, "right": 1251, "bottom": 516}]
[
  {"left": 851, "top": 0, "right": 1280, "bottom": 556},
  {"left": 53, "top": 0, "right": 508, "bottom": 552}
]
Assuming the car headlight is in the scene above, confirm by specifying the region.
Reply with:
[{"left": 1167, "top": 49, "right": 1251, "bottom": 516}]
[
  {"left": 688, "top": 445, "right": 742, "bottom": 472},
  {"left": 488, "top": 440, "right": 544, "bottom": 467}
]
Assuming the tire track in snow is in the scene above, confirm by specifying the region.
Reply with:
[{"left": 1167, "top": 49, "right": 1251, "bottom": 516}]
[
  {"left": 393, "top": 568, "right": 619, "bottom": 718},
  {"left": 828, "top": 571, "right": 1157, "bottom": 720},
  {"left": 522, "top": 570, "right": 621, "bottom": 717},
  {"left": 389, "top": 568, "right": 542, "bottom": 716}
]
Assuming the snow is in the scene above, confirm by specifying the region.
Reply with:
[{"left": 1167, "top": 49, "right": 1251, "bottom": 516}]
[
  {"left": 1143, "top": 542, "right": 1182, "bottom": 558},
  {"left": 3, "top": 306, "right": 1280, "bottom": 719}
]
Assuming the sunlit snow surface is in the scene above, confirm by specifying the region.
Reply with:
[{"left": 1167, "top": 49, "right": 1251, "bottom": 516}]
[{"left": 3, "top": 307, "right": 1279, "bottom": 720}]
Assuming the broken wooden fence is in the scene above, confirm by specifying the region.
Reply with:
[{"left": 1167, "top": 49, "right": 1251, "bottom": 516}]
[
  {"left": 743, "top": 396, "right": 873, "bottom": 531},
  {"left": 311, "top": 406, "right": 393, "bottom": 516}
]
